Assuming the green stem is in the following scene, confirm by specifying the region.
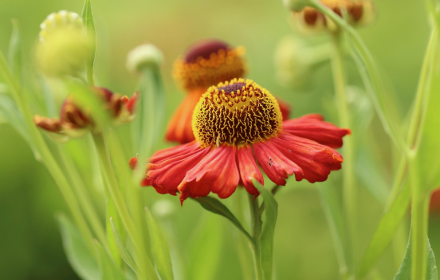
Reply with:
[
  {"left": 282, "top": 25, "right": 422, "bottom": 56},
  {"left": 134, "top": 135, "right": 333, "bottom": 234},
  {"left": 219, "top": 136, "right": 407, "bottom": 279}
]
[
  {"left": 330, "top": 31, "right": 356, "bottom": 277},
  {"left": 311, "top": 0, "right": 407, "bottom": 155},
  {"left": 409, "top": 156, "right": 430, "bottom": 280},
  {"left": 249, "top": 194, "right": 263, "bottom": 280},
  {"left": 0, "top": 52, "right": 98, "bottom": 259},
  {"left": 235, "top": 191, "right": 254, "bottom": 280},
  {"left": 56, "top": 145, "right": 108, "bottom": 252},
  {"left": 92, "top": 133, "right": 158, "bottom": 280}
]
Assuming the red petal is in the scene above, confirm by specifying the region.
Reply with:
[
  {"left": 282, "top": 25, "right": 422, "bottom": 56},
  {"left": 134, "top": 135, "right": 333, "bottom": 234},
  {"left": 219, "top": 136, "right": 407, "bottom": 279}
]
[
  {"left": 271, "top": 133, "right": 343, "bottom": 183},
  {"left": 128, "top": 157, "right": 138, "bottom": 170},
  {"left": 253, "top": 140, "right": 304, "bottom": 186},
  {"left": 283, "top": 114, "right": 350, "bottom": 148},
  {"left": 142, "top": 142, "right": 209, "bottom": 196},
  {"left": 236, "top": 146, "right": 263, "bottom": 196},
  {"left": 276, "top": 97, "right": 291, "bottom": 120},
  {"left": 150, "top": 141, "right": 201, "bottom": 163},
  {"left": 178, "top": 145, "right": 240, "bottom": 204},
  {"left": 126, "top": 92, "right": 139, "bottom": 114},
  {"left": 165, "top": 88, "right": 205, "bottom": 144}
]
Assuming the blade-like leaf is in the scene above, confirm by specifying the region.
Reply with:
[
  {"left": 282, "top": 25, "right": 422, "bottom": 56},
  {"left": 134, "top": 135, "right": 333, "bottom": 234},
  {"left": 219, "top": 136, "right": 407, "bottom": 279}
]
[
  {"left": 145, "top": 208, "right": 174, "bottom": 280},
  {"left": 81, "top": 0, "right": 96, "bottom": 85},
  {"left": 95, "top": 241, "right": 128, "bottom": 280},
  {"left": 358, "top": 182, "right": 411, "bottom": 278},
  {"left": 56, "top": 213, "right": 100, "bottom": 280},
  {"left": 8, "top": 19, "right": 21, "bottom": 80},
  {"left": 110, "top": 217, "right": 137, "bottom": 273},
  {"left": 393, "top": 233, "right": 438, "bottom": 280},
  {"left": 192, "top": 196, "right": 252, "bottom": 242},
  {"left": 107, "top": 196, "right": 124, "bottom": 267},
  {"left": 254, "top": 179, "right": 278, "bottom": 280},
  {"left": 186, "top": 214, "right": 223, "bottom": 280}
]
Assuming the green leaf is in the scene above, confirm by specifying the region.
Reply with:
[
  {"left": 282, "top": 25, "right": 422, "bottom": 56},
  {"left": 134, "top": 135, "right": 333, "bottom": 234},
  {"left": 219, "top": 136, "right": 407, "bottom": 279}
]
[
  {"left": 145, "top": 208, "right": 174, "bottom": 280},
  {"left": 56, "top": 213, "right": 100, "bottom": 280},
  {"left": 393, "top": 233, "right": 438, "bottom": 280},
  {"left": 8, "top": 19, "right": 21, "bottom": 80},
  {"left": 67, "top": 80, "right": 110, "bottom": 129},
  {"left": 254, "top": 179, "right": 278, "bottom": 280},
  {"left": 95, "top": 241, "right": 128, "bottom": 280},
  {"left": 186, "top": 214, "right": 223, "bottom": 280},
  {"left": 109, "top": 217, "right": 137, "bottom": 273},
  {"left": 192, "top": 196, "right": 252, "bottom": 242},
  {"left": 81, "top": 0, "right": 96, "bottom": 85},
  {"left": 358, "top": 182, "right": 411, "bottom": 278},
  {"left": 106, "top": 196, "right": 124, "bottom": 268}
]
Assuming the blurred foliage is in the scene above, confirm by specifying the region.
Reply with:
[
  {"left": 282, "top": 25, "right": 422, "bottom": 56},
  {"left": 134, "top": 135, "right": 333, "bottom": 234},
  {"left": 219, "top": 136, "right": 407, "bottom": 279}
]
[{"left": 1, "top": 0, "right": 439, "bottom": 279}]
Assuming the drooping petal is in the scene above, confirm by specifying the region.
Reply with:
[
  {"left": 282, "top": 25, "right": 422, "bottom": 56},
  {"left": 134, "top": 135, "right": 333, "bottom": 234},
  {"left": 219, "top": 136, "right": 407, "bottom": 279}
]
[
  {"left": 178, "top": 145, "right": 240, "bottom": 204},
  {"left": 165, "top": 88, "right": 205, "bottom": 144},
  {"left": 142, "top": 142, "right": 210, "bottom": 196},
  {"left": 283, "top": 114, "right": 350, "bottom": 148},
  {"left": 150, "top": 141, "right": 202, "bottom": 163},
  {"left": 271, "top": 133, "right": 343, "bottom": 183},
  {"left": 236, "top": 146, "right": 263, "bottom": 196},
  {"left": 253, "top": 140, "right": 304, "bottom": 186},
  {"left": 276, "top": 97, "right": 291, "bottom": 120}
]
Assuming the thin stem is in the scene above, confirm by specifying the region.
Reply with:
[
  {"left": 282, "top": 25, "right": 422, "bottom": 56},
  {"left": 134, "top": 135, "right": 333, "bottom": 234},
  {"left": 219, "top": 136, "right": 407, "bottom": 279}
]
[
  {"left": 0, "top": 52, "right": 98, "bottom": 259},
  {"left": 249, "top": 194, "right": 263, "bottom": 280},
  {"left": 311, "top": 0, "right": 408, "bottom": 155},
  {"left": 330, "top": 31, "right": 357, "bottom": 277},
  {"left": 409, "top": 157, "right": 430, "bottom": 280},
  {"left": 92, "top": 133, "right": 157, "bottom": 280},
  {"left": 235, "top": 191, "right": 254, "bottom": 280},
  {"left": 56, "top": 145, "right": 108, "bottom": 252}
]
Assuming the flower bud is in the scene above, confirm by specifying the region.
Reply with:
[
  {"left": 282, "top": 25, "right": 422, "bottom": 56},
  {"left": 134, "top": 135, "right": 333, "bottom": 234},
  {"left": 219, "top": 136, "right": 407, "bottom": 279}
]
[
  {"left": 275, "top": 36, "right": 331, "bottom": 88},
  {"left": 126, "top": 44, "right": 164, "bottom": 73},
  {"left": 36, "top": 11, "right": 92, "bottom": 77}
]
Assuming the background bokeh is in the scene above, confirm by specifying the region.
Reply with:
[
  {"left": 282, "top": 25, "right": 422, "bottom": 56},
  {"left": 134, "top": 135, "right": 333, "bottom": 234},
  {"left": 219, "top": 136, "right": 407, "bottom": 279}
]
[{"left": 1, "top": 0, "right": 439, "bottom": 279}]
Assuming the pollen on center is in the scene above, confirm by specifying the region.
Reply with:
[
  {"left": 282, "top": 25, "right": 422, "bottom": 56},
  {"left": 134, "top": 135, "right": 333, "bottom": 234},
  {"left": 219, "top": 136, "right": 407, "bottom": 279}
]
[{"left": 192, "top": 78, "right": 283, "bottom": 147}]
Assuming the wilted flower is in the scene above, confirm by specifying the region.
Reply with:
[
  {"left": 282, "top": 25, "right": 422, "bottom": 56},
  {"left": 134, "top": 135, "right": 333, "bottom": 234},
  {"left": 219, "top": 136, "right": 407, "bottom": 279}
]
[
  {"left": 34, "top": 87, "right": 137, "bottom": 140},
  {"left": 141, "top": 78, "right": 350, "bottom": 204},
  {"left": 36, "top": 11, "right": 92, "bottom": 77},
  {"left": 292, "top": 0, "right": 375, "bottom": 32},
  {"left": 166, "top": 39, "right": 291, "bottom": 144}
]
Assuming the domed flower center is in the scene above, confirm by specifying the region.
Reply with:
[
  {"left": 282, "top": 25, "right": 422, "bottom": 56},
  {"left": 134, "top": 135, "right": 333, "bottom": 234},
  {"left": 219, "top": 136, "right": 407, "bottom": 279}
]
[
  {"left": 185, "top": 40, "right": 229, "bottom": 63},
  {"left": 192, "top": 78, "right": 283, "bottom": 147}
]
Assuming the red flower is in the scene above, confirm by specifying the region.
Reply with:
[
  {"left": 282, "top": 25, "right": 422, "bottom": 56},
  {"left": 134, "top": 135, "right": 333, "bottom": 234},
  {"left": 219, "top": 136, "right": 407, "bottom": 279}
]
[
  {"left": 34, "top": 87, "right": 137, "bottom": 140},
  {"left": 166, "top": 39, "right": 291, "bottom": 144},
  {"left": 142, "top": 79, "right": 350, "bottom": 204}
]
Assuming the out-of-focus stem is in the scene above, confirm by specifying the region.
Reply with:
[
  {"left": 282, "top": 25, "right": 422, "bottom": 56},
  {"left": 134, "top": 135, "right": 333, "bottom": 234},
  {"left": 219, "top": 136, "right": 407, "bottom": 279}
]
[
  {"left": 92, "top": 133, "right": 157, "bottom": 280},
  {"left": 331, "top": 31, "right": 356, "bottom": 278},
  {"left": 249, "top": 194, "right": 263, "bottom": 280}
]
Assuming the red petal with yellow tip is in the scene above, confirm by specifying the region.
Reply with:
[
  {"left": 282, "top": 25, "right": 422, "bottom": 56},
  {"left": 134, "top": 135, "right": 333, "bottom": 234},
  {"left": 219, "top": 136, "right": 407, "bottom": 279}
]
[
  {"left": 283, "top": 114, "right": 351, "bottom": 148},
  {"left": 178, "top": 145, "right": 240, "bottom": 204},
  {"left": 236, "top": 146, "right": 263, "bottom": 196}
]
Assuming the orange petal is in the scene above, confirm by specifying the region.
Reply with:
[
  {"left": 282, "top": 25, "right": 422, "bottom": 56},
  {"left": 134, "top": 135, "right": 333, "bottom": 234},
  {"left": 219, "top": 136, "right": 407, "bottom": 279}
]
[{"left": 165, "top": 88, "right": 205, "bottom": 144}]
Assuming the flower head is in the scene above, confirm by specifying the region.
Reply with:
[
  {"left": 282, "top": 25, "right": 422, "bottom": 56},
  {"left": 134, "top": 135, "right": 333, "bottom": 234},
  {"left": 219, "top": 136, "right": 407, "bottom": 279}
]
[
  {"left": 142, "top": 78, "right": 350, "bottom": 204},
  {"left": 293, "top": 0, "right": 375, "bottom": 32},
  {"left": 126, "top": 44, "right": 164, "bottom": 73},
  {"left": 166, "top": 40, "right": 291, "bottom": 144},
  {"left": 34, "top": 87, "right": 138, "bottom": 140},
  {"left": 36, "top": 11, "right": 92, "bottom": 77}
]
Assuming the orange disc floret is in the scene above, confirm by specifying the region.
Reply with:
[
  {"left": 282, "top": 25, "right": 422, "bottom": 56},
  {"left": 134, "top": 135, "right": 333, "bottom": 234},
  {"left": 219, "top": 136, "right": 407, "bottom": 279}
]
[
  {"left": 192, "top": 78, "right": 283, "bottom": 148},
  {"left": 172, "top": 39, "right": 246, "bottom": 90},
  {"left": 294, "top": 0, "right": 374, "bottom": 31}
]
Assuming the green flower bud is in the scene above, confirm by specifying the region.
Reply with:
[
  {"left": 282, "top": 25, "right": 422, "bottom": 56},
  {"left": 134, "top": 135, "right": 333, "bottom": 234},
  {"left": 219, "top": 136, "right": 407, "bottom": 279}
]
[
  {"left": 126, "top": 44, "right": 164, "bottom": 73},
  {"left": 36, "top": 11, "right": 92, "bottom": 77}
]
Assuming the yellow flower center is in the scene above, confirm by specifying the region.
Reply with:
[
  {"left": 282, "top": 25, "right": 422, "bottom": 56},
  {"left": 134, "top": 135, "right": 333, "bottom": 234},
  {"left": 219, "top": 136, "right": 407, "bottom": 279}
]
[{"left": 192, "top": 78, "right": 283, "bottom": 147}]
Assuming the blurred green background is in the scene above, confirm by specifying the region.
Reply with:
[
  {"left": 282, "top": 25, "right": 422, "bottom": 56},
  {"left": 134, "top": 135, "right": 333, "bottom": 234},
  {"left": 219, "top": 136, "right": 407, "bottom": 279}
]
[{"left": 1, "top": 0, "right": 439, "bottom": 279}]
